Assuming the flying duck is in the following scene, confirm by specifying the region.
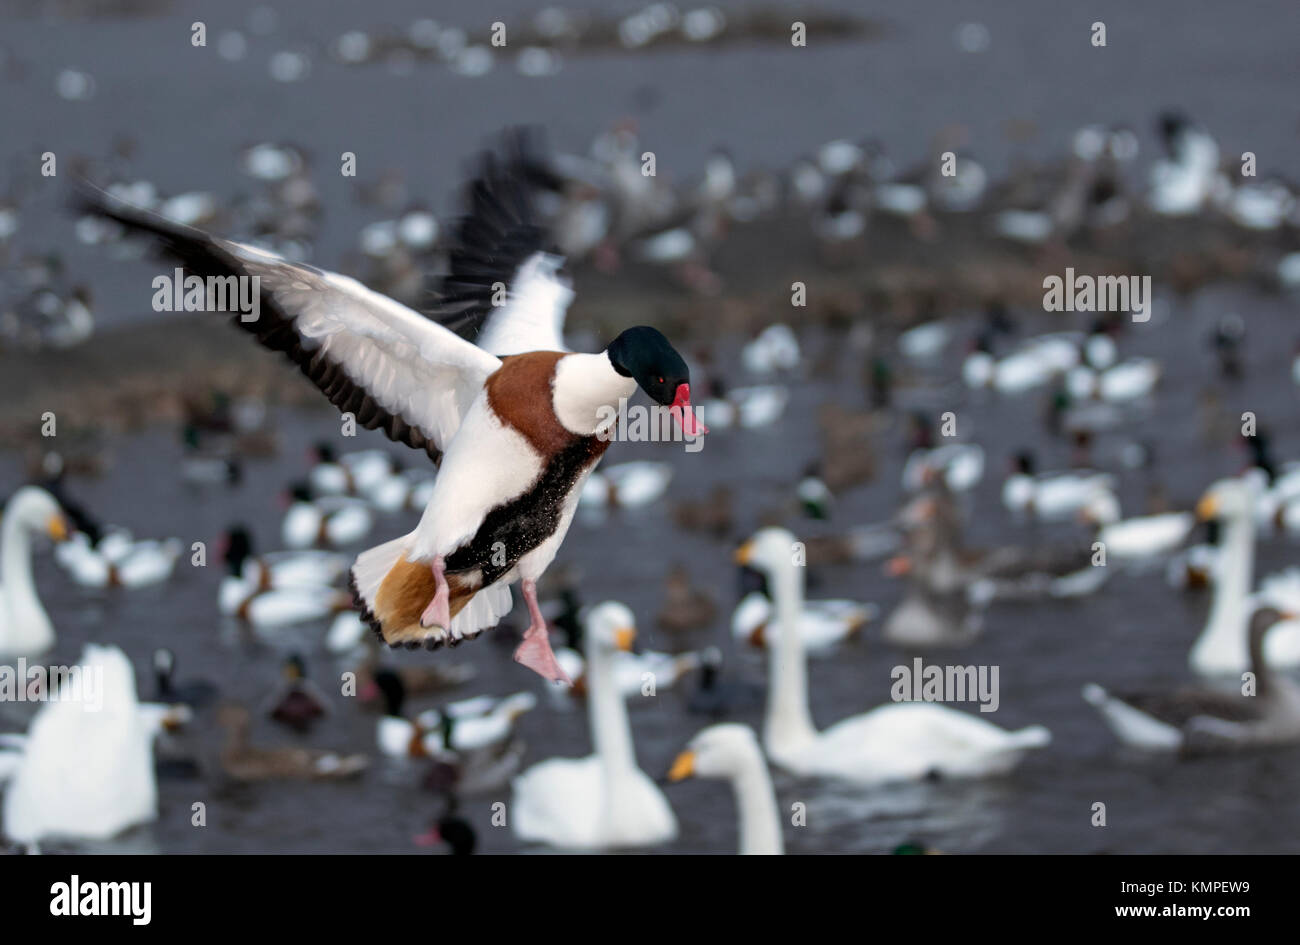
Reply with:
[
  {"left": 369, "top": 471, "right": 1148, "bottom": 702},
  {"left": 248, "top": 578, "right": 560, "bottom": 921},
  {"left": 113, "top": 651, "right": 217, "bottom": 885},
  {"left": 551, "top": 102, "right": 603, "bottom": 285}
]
[{"left": 82, "top": 138, "right": 707, "bottom": 685}]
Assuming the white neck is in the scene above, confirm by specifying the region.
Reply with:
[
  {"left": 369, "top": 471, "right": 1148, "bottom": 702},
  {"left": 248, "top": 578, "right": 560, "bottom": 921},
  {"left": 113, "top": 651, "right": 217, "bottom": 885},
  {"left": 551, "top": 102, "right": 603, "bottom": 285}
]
[
  {"left": 553, "top": 353, "right": 638, "bottom": 437},
  {"left": 730, "top": 753, "right": 784, "bottom": 855},
  {"left": 1, "top": 510, "right": 54, "bottom": 655},
  {"left": 587, "top": 638, "right": 639, "bottom": 785},
  {"left": 763, "top": 557, "right": 819, "bottom": 761},
  {"left": 1192, "top": 506, "right": 1254, "bottom": 670}
]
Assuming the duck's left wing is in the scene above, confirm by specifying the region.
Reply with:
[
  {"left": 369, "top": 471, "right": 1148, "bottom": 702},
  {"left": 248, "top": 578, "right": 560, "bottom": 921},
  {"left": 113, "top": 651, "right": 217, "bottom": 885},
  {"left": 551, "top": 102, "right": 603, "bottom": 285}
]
[
  {"left": 81, "top": 188, "right": 502, "bottom": 460},
  {"left": 433, "top": 132, "right": 574, "bottom": 357}
]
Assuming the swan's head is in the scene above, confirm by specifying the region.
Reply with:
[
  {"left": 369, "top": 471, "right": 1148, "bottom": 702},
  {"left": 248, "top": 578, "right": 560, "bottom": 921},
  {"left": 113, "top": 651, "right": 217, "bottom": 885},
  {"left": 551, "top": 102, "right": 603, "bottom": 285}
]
[
  {"left": 734, "top": 527, "right": 798, "bottom": 579},
  {"left": 668, "top": 724, "right": 762, "bottom": 782},
  {"left": 583, "top": 601, "right": 637, "bottom": 653},
  {"left": 5, "top": 486, "right": 70, "bottom": 543},
  {"left": 1197, "top": 477, "right": 1256, "bottom": 522}
]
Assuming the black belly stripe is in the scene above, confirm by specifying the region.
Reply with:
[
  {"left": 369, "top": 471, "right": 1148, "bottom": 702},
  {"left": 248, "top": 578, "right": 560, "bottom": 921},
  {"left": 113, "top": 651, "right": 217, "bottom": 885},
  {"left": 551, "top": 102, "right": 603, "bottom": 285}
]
[{"left": 444, "top": 435, "right": 605, "bottom": 586}]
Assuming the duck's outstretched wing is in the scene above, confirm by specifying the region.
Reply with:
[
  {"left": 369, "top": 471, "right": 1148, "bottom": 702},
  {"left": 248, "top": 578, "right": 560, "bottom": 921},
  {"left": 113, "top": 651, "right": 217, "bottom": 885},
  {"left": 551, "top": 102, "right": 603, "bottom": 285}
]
[
  {"left": 81, "top": 188, "right": 501, "bottom": 460},
  {"left": 433, "top": 130, "right": 574, "bottom": 357}
]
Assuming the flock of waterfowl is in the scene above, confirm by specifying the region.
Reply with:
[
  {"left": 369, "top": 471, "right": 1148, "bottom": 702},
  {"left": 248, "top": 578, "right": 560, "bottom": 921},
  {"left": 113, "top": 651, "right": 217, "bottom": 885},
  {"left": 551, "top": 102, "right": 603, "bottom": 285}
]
[{"left": 1, "top": 105, "right": 1299, "bottom": 854}]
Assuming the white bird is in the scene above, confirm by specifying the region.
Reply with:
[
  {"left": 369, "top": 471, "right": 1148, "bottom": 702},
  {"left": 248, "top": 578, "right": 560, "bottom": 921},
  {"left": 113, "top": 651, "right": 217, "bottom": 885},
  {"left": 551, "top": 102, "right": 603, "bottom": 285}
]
[
  {"left": 281, "top": 488, "right": 375, "bottom": 549},
  {"left": 737, "top": 528, "right": 1050, "bottom": 785},
  {"left": 1191, "top": 478, "right": 1300, "bottom": 673},
  {"left": 668, "top": 724, "right": 783, "bottom": 854},
  {"left": 1079, "top": 491, "right": 1194, "bottom": 561},
  {"left": 580, "top": 461, "right": 673, "bottom": 511},
  {"left": 902, "top": 443, "right": 985, "bottom": 493},
  {"left": 511, "top": 602, "right": 678, "bottom": 848},
  {"left": 85, "top": 140, "right": 707, "bottom": 684},
  {"left": 741, "top": 324, "right": 800, "bottom": 374},
  {"left": 1002, "top": 456, "right": 1114, "bottom": 522},
  {"left": 0, "top": 487, "right": 69, "bottom": 658},
  {"left": 731, "top": 591, "right": 875, "bottom": 657},
  {"left": 54, "top": 528, "right": 182, "bottom": 589},
  {"left": 2, "top": 644, "right": 188, "bottom": 844}
]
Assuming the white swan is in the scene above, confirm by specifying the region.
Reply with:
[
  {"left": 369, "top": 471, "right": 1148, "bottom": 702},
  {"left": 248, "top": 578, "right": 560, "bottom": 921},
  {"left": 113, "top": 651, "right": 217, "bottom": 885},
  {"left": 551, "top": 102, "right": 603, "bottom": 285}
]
[
  {"left": 668, "top": 724, "right": 782, "bottom": 855},
  {"left": 511, "top": 602, "right": 677, "bottom": 849},
  {"left": 737, "top": 527, "right": 1050, "bottom": 784},
  {"left": 2, "top": 644, "right": 186, "bottom": 844},
  {"left": 1191, "top": 478, "right": 1300, "bottom": 673},
  {"left": 0, "top": 487, "right": 69, "bottom": 658}
]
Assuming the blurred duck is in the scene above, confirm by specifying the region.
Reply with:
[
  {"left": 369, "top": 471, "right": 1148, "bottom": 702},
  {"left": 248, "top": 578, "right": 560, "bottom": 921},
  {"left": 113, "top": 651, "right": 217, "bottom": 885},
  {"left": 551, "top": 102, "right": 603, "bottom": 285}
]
[
  {"left": 1191, "top": 478, "right": 1300, "bottom": 673},
  {"left": 305, "top": 444, "right": 398, "bottom": 497},
  {"left": 375, "top": 673, "right": 536, "bottom": 763},
  {"left": 219, "top": 543, "right": 351, "bottom": 629},
  {"left": 54, "top": 528, "right": 182, "bottom": 589},
  {"left": 1084, "top": 603, "right": 1300, "bottom": 751},
  {"left": 265, "top": 655, "right": 331, "bottom": 733},
  {"left": 687, "top": 646, "right": 764, "bottom": 718},
  {"left": 281, "top": 483, "right": 374, "bottom": 549},
  {"left": 580, "top": 461, "right": 673, "bottom": 511},
  {"left": 0, "top": 487, "right": 70, "bottom": 658},
  {"left": 1148, "top": 112, "right": 1221, "bottom": 216},
  {"left": 511, "top": 602, "right": 677, "bottom": 849},
  {"left": 1065, "top": 358, "right": 1161, "bottom": 403},
  {"left": 901, "top": 442, "right": 985, "bottom": 494},
  {"left": 963, "top": 332, "right": 1080, "bottom": 394},
  {"left": 220, "top": 524, "right": 349, "bottom": 590},
  {"left": 414, "top": 806, "right": 477, "bottom": 854},
  {"left": 353, "top": 653, "right": 476, "bottom": 702},
  {"left": 656, "top": 564, "right": 717, "bottom": 633},
  {"left": 733, "top": 568, "right": 876, "bottom": 656},
  {"left": 2, "top": 644, "right": 189, "bottom": 845},
  {"left": 152, "top": 647, "right": 218, "bottom": 709},
  {"left": 363, "top": 467, "right": 437, "bottom": 514},
  {"left": 668, "top": 724, "right": 783, "bottom": 855},
  {"left": 738, "top": 528, "right": 1050, "bottom": 784},
  {"left": 218, "top": 704, "right": 367, "bottom": 782},
  {"left": 699, "top": 380, "right": 789, "bottom": 430},
  {"left": 1002, "top": 452, "right": 1114, "bottom": 521},
  {"left": 1078, "top": 490, "right": 1194, "bottom": 561},
  {"left": 672, "top": 483, "right": 734, "bottom": 537},
  {"left": 741, "top": 323, "right": 800, "bottom": 375}
]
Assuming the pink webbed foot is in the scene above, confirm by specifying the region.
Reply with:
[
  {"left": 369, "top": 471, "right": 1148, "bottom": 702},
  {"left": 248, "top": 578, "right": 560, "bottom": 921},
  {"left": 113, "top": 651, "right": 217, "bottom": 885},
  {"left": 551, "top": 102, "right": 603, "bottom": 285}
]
[
  {"left": 513, "top": 626, "right": 572, "bottom": 686},
  {"left": 513, "top": 578, "right": 572, "bottom": 686},
  {"left": 419, "top": 555, "right": 451, "bottom": 630}
]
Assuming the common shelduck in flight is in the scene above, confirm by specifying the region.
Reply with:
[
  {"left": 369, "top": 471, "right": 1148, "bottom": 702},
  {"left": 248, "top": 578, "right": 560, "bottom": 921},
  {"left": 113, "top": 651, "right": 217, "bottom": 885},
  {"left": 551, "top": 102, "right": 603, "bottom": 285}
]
[{"left": 82, "top": 135, "right": 707, "bottom": 684}]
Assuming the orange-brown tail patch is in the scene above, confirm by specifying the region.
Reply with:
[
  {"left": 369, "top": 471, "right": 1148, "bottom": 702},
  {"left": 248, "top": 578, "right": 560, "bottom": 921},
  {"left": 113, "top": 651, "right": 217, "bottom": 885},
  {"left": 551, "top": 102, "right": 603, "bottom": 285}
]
[{"left": 361, "top": 554, "right": 478, "bottom": 649}]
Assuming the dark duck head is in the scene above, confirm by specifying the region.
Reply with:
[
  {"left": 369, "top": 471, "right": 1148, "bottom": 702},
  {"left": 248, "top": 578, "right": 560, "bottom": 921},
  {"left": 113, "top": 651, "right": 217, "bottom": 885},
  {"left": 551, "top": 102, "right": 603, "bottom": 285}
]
[{"left": 607, "top": 326, "right": 708, "bottom": 437}]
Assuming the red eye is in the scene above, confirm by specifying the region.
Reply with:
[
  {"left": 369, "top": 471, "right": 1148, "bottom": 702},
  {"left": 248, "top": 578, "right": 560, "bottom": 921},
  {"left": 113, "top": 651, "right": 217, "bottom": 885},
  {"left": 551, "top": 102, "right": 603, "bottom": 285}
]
[{"left": 657, "top": 376, "right": 664, "bottom": 383}]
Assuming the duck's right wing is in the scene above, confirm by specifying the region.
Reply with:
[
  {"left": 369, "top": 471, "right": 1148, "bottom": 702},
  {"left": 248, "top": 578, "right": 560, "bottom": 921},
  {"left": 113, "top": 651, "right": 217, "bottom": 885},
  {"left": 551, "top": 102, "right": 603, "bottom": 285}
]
[{"left": 82, "top": 188, "right": 502, "bottom": 461}]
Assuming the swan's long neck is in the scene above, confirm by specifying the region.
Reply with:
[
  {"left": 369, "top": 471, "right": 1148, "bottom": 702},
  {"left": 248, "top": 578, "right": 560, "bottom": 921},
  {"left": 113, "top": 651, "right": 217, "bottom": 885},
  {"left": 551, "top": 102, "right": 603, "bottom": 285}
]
[
  {"left": 1194, "top": 507, "right": 1254, "bottom": 668},
  {"left": 553, "top": 353, "right": 638, "bottom": 437},
  {"left": 764, "top": 557, "right": 818, "bottom": 759},
  {"left": 1, "top": 512, "right": 50, "bottom": 650},
  {"left": 730, "top": 753, "right": 784, "bottom": 855},
  {"left": 587, "top": 640, "right": 638, "bottom": 783}
]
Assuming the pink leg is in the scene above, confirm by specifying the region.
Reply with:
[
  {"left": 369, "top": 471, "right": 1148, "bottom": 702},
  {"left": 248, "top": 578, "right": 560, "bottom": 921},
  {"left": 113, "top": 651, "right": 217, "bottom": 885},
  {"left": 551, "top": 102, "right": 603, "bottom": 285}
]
[
  {"left": 513, "top": 579, "right": 573, "bottom": 686},
  {"left": 419, "top": 556, "right": 451, "bottom": 630}
]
